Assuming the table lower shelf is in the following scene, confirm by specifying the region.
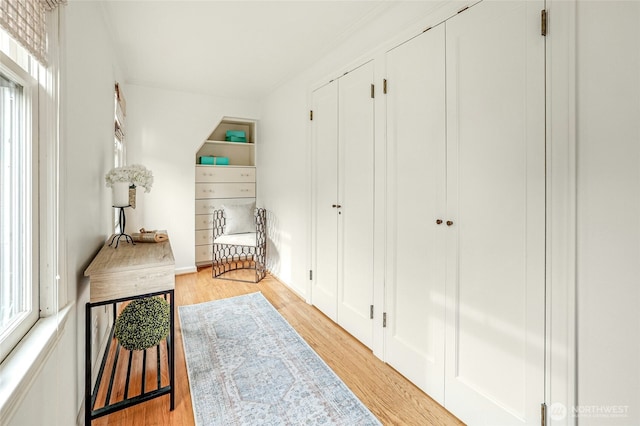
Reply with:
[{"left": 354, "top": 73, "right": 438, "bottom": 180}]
[{"left": 86, "top": 291, "right": 175, "bottom": 423}]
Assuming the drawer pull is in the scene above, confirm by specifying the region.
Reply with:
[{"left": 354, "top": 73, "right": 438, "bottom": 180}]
[{"left": 436, "top": 219, "right": 443, "bottom": 225}]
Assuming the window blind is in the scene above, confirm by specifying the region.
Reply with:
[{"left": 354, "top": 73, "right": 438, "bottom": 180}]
[
  {"left": 41, "top": 0, "right": 64, "bottom": 12},
  {"left": 0, "top": 0, "right": 66, "bottom": 65}
]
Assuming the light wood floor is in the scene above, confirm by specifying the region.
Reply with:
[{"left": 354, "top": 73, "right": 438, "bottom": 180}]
[{"left": 93, "top": 269, "right": 463, "bottom": 426}]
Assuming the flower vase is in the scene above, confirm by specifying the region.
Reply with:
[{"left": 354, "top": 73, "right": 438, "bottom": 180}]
[{"left": 112, "top": 181, "right": 131, "bottom": 207}]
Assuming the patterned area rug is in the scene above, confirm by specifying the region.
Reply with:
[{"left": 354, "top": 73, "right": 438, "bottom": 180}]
[{"left": 179, "top": 292, "right": 381, "bottom": 426}]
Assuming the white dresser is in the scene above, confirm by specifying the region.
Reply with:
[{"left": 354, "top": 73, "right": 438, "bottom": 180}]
[{"left": 194, "top": 165, "right": 256, "bottom": 265}]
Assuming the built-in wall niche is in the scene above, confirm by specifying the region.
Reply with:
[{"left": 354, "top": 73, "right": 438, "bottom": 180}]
[
  {"left": 195, "top": 118, "right": 256, "bottom": 166},
  {"left": 194, "top": 117, "right": 257, "bottom": 266}
]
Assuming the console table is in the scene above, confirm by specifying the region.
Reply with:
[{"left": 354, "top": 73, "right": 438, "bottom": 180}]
[{"left": 84, "top": 236, "right": 175, "bottom": 424}]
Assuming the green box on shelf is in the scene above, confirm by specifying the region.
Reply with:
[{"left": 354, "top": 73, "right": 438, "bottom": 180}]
[
  {"left": 225, "top": 130, "right": 247, "bottom": 143},
  {"left": 226, "top": 130, "right": 246, "bottom": 138},
  {"left": 226, "top": 136, "right": 247, "bottom": 142},
  {"left": 199, "top": 156, "right": 229, "bottom": 165}
]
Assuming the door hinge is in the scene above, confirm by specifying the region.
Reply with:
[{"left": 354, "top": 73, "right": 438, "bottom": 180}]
[
  {"left": 370, "top": 305, "right": 374, "bottom": 319},
  {"left": 309, "top": 270, "right": 313, "bottom": 280},
  {"left": 383, "top": 312, "right": 387, "bottom": 327},
  {"left": 370, "top": 83, "right": 375, "bottom": 99},
  {"left": 541, "top": 10, "right": 547, "bottom": 36},
  {"left": 310, "top": 110, "right": 313, "bottom": 121},
  {"left": 541, "top": 402, "right": 547, "bottom": 426},
  {"left": 383, "top": 79, "right": 387, "bottom": 94}
]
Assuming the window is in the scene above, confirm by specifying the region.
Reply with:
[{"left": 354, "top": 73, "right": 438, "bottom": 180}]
[
  {"left": 114, "top": 84, "right": 125, "bottom": 168},
  {"left": 0, "top": 1, "right": 63, "bottom": 369},
  {"left": 113, "top": 84, "right": 126, "bottom": 229},
  {"left": 0, "top": 59, "right": 39, "bottom": 363}
]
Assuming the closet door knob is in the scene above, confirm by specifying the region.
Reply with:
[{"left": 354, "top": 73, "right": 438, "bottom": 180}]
[
  {"left": 436, "top": 219, "right": 443, "bottom": 225},
  {"left": 446, "top": 220, "right": 454, "bottom": 226},
  {"left": 332, "top": 204, "right": 337, "bottom": 208}
]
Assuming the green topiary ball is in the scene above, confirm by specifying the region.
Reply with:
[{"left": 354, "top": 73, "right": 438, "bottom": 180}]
[{"left": 114, "top": 297, "right": 170, "bottom": 351}]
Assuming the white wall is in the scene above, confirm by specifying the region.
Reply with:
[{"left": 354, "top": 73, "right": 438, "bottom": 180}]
[
  {"left": 8, "top": 1, "right": 125, "bottom": 424},
  {"left": 259, "top": 81, "right": 311, "bottom": 297},
  {"left": 64, "top": 1, "right": 125, "bottom": 420},
  {"left": 576, "top": 2, "right": 640, "bottom": 425},
  {"left": 9, "top": 322, "right": 77, "bottom": 425},
  {"left": 123, "top": 84, "right": 260, "bottom": 272}
]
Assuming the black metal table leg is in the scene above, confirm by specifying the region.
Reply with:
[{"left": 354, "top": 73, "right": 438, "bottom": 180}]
[{"left": 170, "top": 289, "right": 175, "bottom": 410}]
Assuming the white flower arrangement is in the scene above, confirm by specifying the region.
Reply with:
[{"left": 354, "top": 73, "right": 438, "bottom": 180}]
[{"left": 105, "top": 164, "right": 154, "bottom": 193}]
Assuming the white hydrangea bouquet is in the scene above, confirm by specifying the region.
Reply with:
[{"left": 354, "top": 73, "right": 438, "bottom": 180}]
[{"left": 105, "top": 164, "right": 154, "bottom": 193}]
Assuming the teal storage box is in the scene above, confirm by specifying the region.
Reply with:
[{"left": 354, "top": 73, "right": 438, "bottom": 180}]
[
  {"left": 226, "top": 130, "right": 246, "bottom": 138},
  {"left": 226, "top": 136, "right": 247, "bottom": 142},
  {"left": 199, "top": 156, "right": 229, "bottom": 165},
  {"left": 225, "top": 130, "right": 247, "bottom": 142}
]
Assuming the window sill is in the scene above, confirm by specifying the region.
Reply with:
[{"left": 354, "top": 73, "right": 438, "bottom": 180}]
[{"left": 0, "top": 302, "right": 74, "bottom": 422}]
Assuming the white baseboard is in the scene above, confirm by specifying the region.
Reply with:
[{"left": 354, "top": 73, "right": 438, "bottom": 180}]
[
  {"left": 267, "top": 271, "right": 310, "bottom": 304},
  {"left": 175, "top": 266, "right": 197, "bottom": 275}
]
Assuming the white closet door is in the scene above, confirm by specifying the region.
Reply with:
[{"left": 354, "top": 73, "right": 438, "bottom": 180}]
[
  {"left": 338, "top": 61, "right": 375, "bottom": 347},
  {"left": 384, "top": 25, "right": 446, "bottom": 403},
  {"left": 444, "top": 1, "right": 545, "bottom": 425},
  {"left": 312, "top": 81, "right": 339, "bottom": 321}
]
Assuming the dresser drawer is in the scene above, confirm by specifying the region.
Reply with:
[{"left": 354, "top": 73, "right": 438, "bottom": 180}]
[
  {"left": 195, "top": 214, "right": 214, "bottom": 230},
  {"left": 195, "top": 244, "right": 214, "bottom": 264},
  {"left": 195, "top": 166, "right": 255, "bottom": 183},
  {"left": 195, "top": 198, "right": 255, "bottom": 215},
  {"left": 195, "top": 229, "right": 214, "bottom": 245},
  {"left": 195, "top": 183, "right": 255, "bottom": 199}
]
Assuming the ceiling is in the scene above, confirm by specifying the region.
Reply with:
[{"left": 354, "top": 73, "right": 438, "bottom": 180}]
[{"left": 101, "top": 1, "right": 402, "bottom": 100}]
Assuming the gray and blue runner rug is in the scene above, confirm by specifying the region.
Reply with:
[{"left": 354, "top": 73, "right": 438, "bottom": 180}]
[{"left": 179, "top": 292, "right": 381, "bottom": 425}]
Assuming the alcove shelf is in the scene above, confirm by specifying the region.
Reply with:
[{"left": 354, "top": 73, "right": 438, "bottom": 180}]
[
  {"left": 194, "top": 117, "right": 257, "bottom": 266},
  {"left": 195, "top": 119, "right": 256, "bottom": 166}
]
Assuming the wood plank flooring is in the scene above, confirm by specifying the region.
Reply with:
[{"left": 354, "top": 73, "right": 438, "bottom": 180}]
[{"left": 93, "top": 268, "right": 463, "bottom": 426}]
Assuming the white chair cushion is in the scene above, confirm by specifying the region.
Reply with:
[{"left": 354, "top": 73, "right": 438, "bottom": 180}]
[
  {"left": 214, "top": 232, "right": 257, "bottom": 247},
  {"left": 222, "top": 202, "right": 256, "bottom": 234}
]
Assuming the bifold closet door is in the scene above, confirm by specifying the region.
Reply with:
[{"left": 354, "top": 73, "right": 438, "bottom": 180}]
[
  {"left": 337, "top": 61, "right": 375, "bottom": 348},
  {"left": 311, "top": 62, "right": 375, "bottom": 348},
  {"left": 444, "top": 1, "right": 545, "bottom": 425},
  {"left": 311, "top": 80, "right": 339, "bottom": 321},
  {"left": 384, "top": 24, "right": 446, "bottom": 403}
]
